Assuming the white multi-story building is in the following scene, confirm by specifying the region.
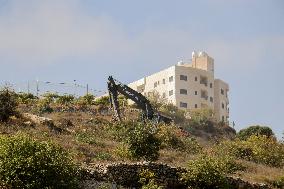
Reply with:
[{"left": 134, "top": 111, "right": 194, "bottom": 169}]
[{"left": 128, "top": 51, "right": 229, "bottom": 122}]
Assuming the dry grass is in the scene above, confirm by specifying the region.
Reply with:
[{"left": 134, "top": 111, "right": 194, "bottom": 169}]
[{"left": 1, "top": 107, "right": 283, "bottom": 186}]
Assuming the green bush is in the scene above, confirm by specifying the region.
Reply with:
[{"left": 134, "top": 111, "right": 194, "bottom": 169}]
[
  {"left": 139, "top": 169, "right": 163, "bottom": 189},
  {"left": 157, "top": 125, "right": 184, "bottom": 150},
  {"left": 0, "top": 87, "right": 18, "bottom": 122},
  {"left": 37, "top": 98, "right": 53, "bottom": 114},
  {"left": 182, "top": 155, "right": 241, "bottom": 189},
  {"left": 0, "top": 133, "right": 78, "bottom": 189},
  {"left": 237, "top": 125, "right": 274, "bottom": 140},
  {"left": 125, "top": 122, "right": 161, "bottom": 161},
  {"left": 214, "top": 135, "right": 284, "bottom": 167},
  {"left": 270, "top": 176, "right": 284, "bottom": 189},
  {"left": 159, "top": 103, "right": 186, "bottom": 123},
  {"left": 56, "top": 94, "right": 75, "bottom": 105},
  {"left": 157, "top": 125, "right": 201, "bottom": 154},
  {"left": 17, "top": 92, "right": 38, "bottom": 104},
  {"left": 75, "top": 131, "right": 97, "bottom": 145},
  {"left": 94, "top": 96, "right": 109, "bottom": 107}
]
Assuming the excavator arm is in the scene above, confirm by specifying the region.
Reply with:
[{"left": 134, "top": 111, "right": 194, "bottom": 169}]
[{"left": 107, "top": 76, "right": 172, "bottom": 124}]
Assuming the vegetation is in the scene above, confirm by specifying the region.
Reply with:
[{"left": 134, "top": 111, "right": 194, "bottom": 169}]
[
  {"left": 237, "top": 125, "right": 274, "bottom": 140},
  {"left": 0, "top": 90, "right": 281, "bottom": 188},
  {"left": 0, "top": 133, "right": 78, "bottom": 189},
  {"left": 0, "top": 87, "right": 18, "bottom": 122},
  {"left": 125, "top": 122, "right": 161, "bottom": 161},
  {"left": 17, "top": 92, "right": 38, "bottom": 104},
  {"left": 182, "top": 154, "right": 241, "bottom": 189},
  {"left": 214, "top": 135, "right": 284, "bottom": 167}
]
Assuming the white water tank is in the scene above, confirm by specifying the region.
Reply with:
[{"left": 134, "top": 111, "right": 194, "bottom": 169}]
[
  {"left": 198, "top": 51, "right": 208, "bottom": 57},
  {"left": 192, "top": 51, "right": 197, "bottom": 58}
]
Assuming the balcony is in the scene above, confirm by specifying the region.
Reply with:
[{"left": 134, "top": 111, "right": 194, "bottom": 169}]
[
  {"left": 200, "top": 76, "right": 208, "bottom": 87},
  {"left": 200, "top": 90, "right": 208, "bottom": 100}
]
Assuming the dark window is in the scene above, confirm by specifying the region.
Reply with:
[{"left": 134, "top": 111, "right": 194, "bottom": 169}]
[
  {"left": 157, "top": 81, "right": 160, "bottom": 85},
  {"left": 195, "top": 104, "right": 198, "bottom": 108},
  {"left": 169, "top": 76, "right": 174, "bottom": 82},
  {"left": 169, "top": 90, "right": 173, "bottom": 96},
  {"left": 180, "top": 89, "right": 187, "bottom": 95},
  {"left": 195, "top": 76, "right": 198, "bottom": 81},
  {"left": 221, "top": 89, "right": 224, "bottom": 95},
  {"left": 154, "top": 82, "right": 157, "bottom": 88},
  {"left": 195, "top": 91, "right": 198, "bottom": 95},
  {"left": 210, "top": 83, "right": 213, "bottom": 88},
  {"left": 210, "top": 97, "right": 213, "bottom": 102},
  {"left": 180, "top": 102, "right": 188, "bottom": 108},
  {"left": 180, "top": 75, "right": 187, "bottom": 81},
  {"left": 222, "top": 103, "right": 225, "bottom": 109},
  {"left": 162, "top": 92, "right": 166, "bottom": 98},
  {"left": 162, "top": 79, "right": 165, "bottom": 84}
]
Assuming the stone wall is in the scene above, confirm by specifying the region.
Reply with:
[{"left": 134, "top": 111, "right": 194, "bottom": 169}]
[{"left": 80, "top": 162, "right": 271, "bottom": 189}]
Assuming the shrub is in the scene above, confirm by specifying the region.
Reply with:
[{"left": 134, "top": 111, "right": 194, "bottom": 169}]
[
  {"left": 0, "top": 87, "right": 18, "bottom": 122},
  {"left": 182, "top": 155, "right": 241, "bottom": 189},
  {"left": 237, "top": 125, "right": 274, "bottom": 140},
  {"left": 125, "top": 122, "right": 161, "bottom": 161},
  {"left": 56, "top": 94, "right": 75, "bottom": 105},
  {"left": 214, "top": 135, "right": 284, "bottom": 167},
  {"left": 75, "top": 131, "right": 97, "bottom": 145},
  {"left": 94, "top": 96, "right": 109, "bottom": 107},
  {"left": 139, "top": 169, "right": 163, "bottom": 189},
  {"left": 0, "top": 133, "right": 78, "bottom": 189},
  {"left": 270, "top": 176, "right": 284, "bottom": 189},
  {"left": 159, "top": 104, "right": 186, "bottom": 123},
  {"left": 37, "top": 98, "right": 53, "bottom": 114},
  {"left": 157, "top": 125, "right": 184, "bottom": 150},
  {"left": 17, "top": 92, "right": 38, "bottom": 104},
  {"left": 157, "top": 125, "right": 201, "bottom": 154}
]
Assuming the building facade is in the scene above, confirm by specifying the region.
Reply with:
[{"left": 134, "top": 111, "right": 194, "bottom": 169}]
[{"left": 128, "top": 51, "right": 229, "bottom": 122}]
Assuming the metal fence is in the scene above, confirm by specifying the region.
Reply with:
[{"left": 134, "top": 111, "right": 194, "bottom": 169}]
[{"left": 0, "top": 80, "right": 107, "bottom": 97}]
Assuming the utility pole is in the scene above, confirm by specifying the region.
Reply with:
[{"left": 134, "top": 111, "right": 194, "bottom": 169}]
[
  {"left": 27, "top": 81, "right": 30, "bottom": 94},
  {"left": 36, "top": 79, "right": 39, "bottom": 97},
  {"left": 73, "top": 80, "right": 76, "bottom": 96},
  {"left": 86, "top": 84, "right": 89, "bottom": 95}
]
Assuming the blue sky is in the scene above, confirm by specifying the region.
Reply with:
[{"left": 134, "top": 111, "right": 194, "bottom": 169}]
[{"left": 0, "top": 0, "right": 283, "bottom": 137}]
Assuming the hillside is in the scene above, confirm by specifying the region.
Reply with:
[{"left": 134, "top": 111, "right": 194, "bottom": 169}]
[{"left": 0, "top": 92, "right": 283, "bottom": 188}]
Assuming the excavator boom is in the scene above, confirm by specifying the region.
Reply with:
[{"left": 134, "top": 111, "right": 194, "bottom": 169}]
[{"left": 107, "top": 76, "right": 172, "bottom": 124}]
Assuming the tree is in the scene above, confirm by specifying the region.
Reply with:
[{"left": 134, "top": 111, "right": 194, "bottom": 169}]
[
  {"left": 0, "top": 87, "right": 18, "bottom": 122},
  {"left": 237, "top": 125, "right": 274, "bottom": 140}
]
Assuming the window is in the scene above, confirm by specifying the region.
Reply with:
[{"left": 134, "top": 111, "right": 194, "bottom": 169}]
[
  {"left": 195, "top": 104, "right": 198, "bottom": 108},
  {"left": 162, "top": 92, "right": 166, "bottom": 98},
  {"left": 195, "top": 76, "right": 198, "bottom": 81},
  {"left": 180, "top": 102, "right": 188, "bottom": 108},
  {"left": 222, "top": 103, "right": 225, "bottom": 109},
  {"left": 169, "top": 90, "right": 173, "bottom": 96},
  {"left": 180, "top": 89, "right": 187, "bottom": 95},
  {"left": 195, "top": 91, "right": 198, "bottom": 95},
  {"left": 157, "top": 81, "right": 160, "bottom": 85},
  {"left": 210, "top": 83, "right": 213, "bottom": 88},
  {"left": 169, "top": 76, "right": 174, "bottom": 82},
  {"left": 162, "top": 79, "right": 165, "bottom": 84},
  {"left": 180, "top": 75, "right": 187, "bottom": 81},
  {"left": 222, "top": 116, "right": 225, "bottom": 122},
  {"left": 210, "top": 97, "right": 213, "bottom": 102},
  {"left": 154, "top": 82, "right": 157, "bottom": 88},
  {"left": 221, "top": 89, "right": 224, "bottom": 95}
]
